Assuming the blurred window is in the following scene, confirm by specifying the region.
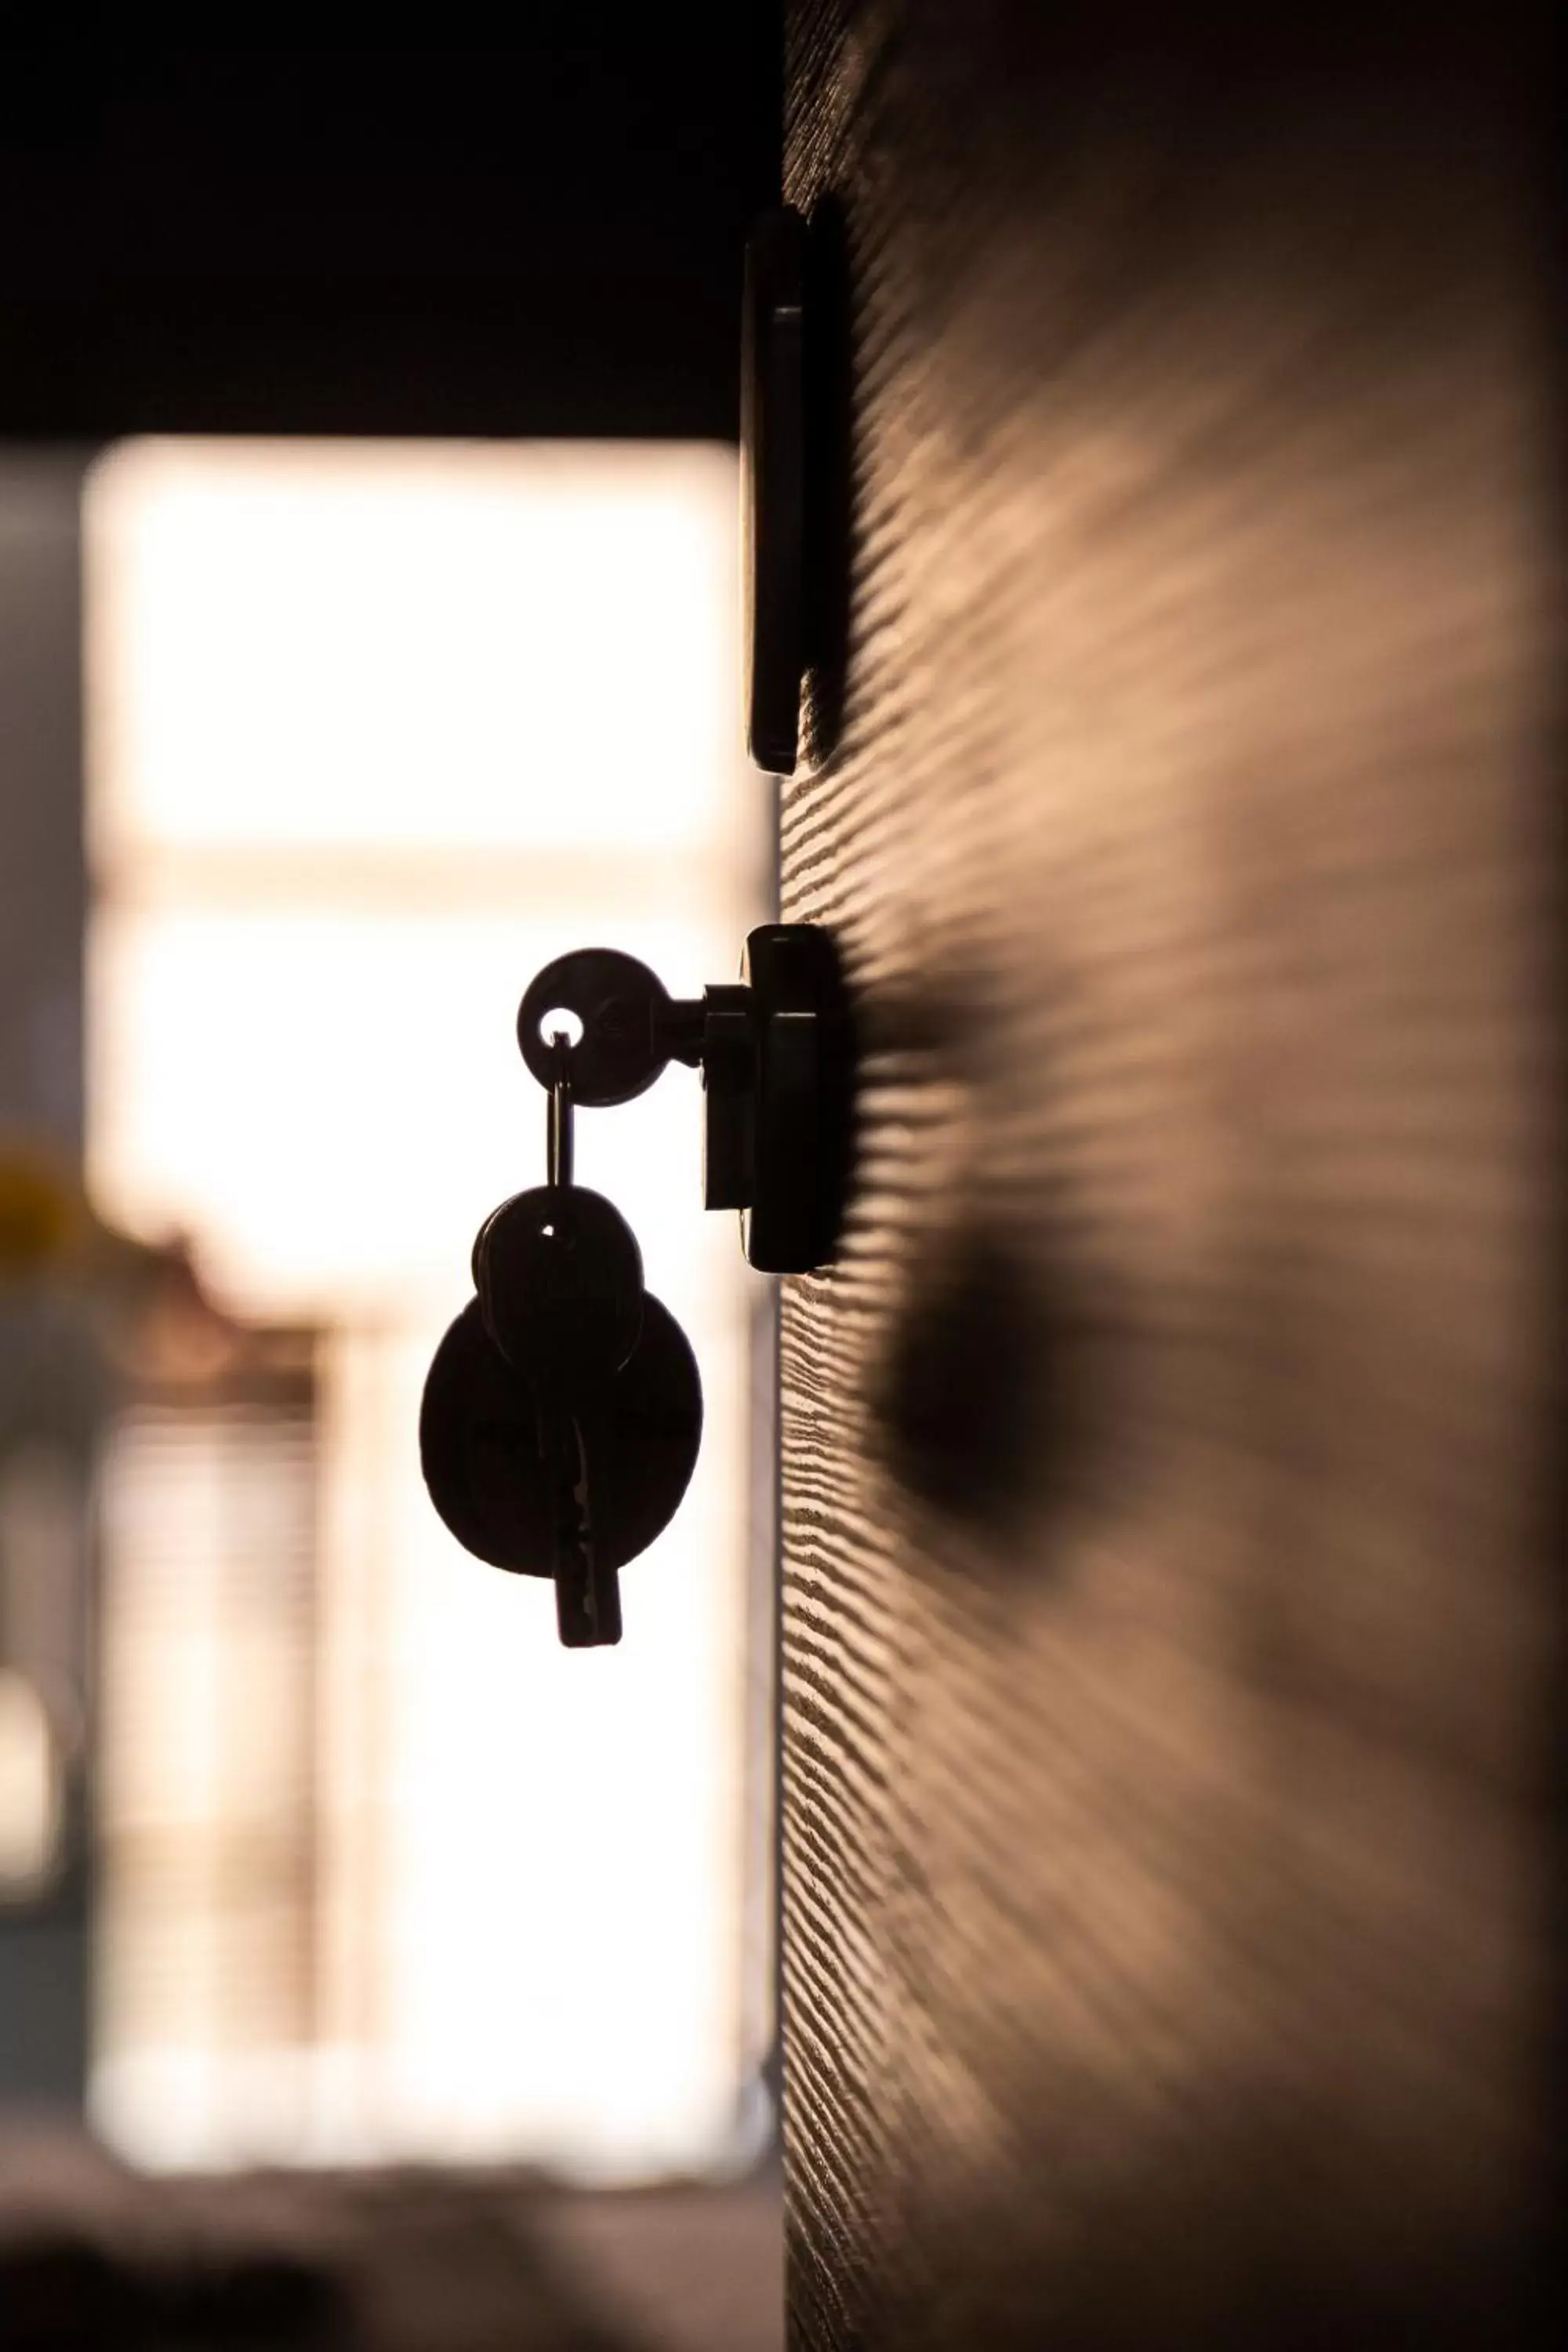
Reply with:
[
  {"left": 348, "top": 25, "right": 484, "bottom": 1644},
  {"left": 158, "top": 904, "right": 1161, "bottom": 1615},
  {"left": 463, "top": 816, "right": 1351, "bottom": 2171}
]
[
  {"left": 84, "top": 441, "right": 768, "bottom": 2178},
  {"left": 0, "top": 1444, "right": 78, "bottom": 1900},
  {"left": 0, "top": 1671, "right": 58, "bottom": 1895}
]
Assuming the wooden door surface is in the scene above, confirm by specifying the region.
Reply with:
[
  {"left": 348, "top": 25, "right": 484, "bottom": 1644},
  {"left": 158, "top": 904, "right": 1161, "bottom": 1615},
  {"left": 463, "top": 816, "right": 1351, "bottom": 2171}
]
[{"left": 776, "top": 6, "right": 1560, "bottom": 2343}]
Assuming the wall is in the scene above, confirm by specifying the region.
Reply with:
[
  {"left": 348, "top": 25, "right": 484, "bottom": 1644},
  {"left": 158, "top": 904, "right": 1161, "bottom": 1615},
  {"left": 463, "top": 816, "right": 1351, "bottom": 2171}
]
[{"left": 778, "top": 6, "right": 1560, "bottom": 2343}]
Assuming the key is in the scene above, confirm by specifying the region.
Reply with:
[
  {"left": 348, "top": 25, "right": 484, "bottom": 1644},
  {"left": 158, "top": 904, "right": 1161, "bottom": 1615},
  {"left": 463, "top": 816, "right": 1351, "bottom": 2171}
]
[
  {"left": 419, "top": 1291, "right": 703, "bottom": 1643},
  {"left": 477, "top": 1027, "right": 643, "bottom": 1641},
  {"left": 423, "top": 1017, "right": 700, "bottom": 1645},
  {"left": 540, "top": 1403, "right": 621, "bottom": 1647},
  {"left": 473, "top": 1185, "right": 643, "bottom": 1393},
  {"left": 477, "top": 1018, "right": 642, "bottom": 1394},
  {"left": 517, "top": 948, "right": 702, "bottom": 1107}
]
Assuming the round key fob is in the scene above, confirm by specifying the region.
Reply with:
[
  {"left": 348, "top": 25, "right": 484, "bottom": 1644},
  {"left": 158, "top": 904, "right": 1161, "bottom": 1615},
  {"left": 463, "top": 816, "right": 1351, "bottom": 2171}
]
[
  {"left": 473, "top": 1185, "right": 644, "bottom": 1391},
  {"left": 419, "top": 1290, "right": 702, "bottom": 1579}
]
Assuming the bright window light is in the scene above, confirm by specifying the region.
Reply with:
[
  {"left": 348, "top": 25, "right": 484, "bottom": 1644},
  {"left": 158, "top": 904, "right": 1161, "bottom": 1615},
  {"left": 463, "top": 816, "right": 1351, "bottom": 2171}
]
[
  {"left": 83, "top": 439, "right": 768, "bottom": 2180},
  {"left": 0, "top": 1669, "right": 59, "bottom": 1895}
]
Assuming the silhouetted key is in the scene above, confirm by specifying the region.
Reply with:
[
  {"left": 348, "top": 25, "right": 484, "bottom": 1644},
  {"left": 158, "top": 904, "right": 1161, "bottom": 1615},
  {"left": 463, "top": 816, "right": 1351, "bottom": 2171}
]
[
  {"left": 419, "top": 1294, "right": 703, "bottom": 1647},
  {"left": 474, "top": 1184, "right": 644, "bottom": 1392}
]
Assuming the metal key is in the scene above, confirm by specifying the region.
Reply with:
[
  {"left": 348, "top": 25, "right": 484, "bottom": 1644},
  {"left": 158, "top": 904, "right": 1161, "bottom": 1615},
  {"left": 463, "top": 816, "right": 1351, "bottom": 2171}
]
[
  {"left": 474, "top": 1183, "right": 643, "bottom": 1392},
  {"left": 485, "top": 1030, "right": 634, "bottom": 1642},
  {"left": 418, "top": 1290, "right": 703, "bottom": 1635},
  {"left": 540, "top": 1403, "right": 617, "bottom": 1647},
  {"left": 426, "top": 1029, "right": 699, "bottom": 1644},
  {"left": 516, "top": 950, "right": 687, "bottom": 1108},
  {"left": 474, "top": 1028, "right": 644, "bottom": 1380}
]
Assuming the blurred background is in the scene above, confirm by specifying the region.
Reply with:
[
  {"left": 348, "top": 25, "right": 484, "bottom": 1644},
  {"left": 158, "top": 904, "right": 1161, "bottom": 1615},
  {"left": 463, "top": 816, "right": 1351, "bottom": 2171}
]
[{"left": 1, "top": 19, "right": 785, "bottom": 2350}]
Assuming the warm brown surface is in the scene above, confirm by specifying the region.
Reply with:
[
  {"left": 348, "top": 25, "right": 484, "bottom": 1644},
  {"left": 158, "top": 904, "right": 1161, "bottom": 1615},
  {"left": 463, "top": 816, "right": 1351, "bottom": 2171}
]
[
  {"left": 539, "top": 2176, "right": 784, "bottom": 2352},
  {"left": 779, "top": 4, "right": 1559, "bottom": 2345},
  {"left": 0, "top": 2129, "right": 783, "bottom": 2350}
]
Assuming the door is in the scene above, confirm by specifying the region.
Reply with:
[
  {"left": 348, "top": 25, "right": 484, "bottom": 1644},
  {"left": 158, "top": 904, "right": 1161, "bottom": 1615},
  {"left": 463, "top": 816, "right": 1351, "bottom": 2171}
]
[{"left": 777, "top": 6, "right": 1559, "bottom": 2344}]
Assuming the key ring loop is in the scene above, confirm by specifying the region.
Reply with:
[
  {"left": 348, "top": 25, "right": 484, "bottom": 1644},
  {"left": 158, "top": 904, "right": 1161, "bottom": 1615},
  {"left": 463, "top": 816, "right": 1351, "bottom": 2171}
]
[{"left": 546, "top": 1031, "right": 575, "bottom": 1189}]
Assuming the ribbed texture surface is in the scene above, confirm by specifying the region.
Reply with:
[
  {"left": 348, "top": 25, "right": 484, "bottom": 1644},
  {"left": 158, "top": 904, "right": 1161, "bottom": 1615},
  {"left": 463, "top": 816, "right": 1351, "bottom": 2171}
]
[{"left": 778, "top": 6, "right": 1559, "bottom": 2345}]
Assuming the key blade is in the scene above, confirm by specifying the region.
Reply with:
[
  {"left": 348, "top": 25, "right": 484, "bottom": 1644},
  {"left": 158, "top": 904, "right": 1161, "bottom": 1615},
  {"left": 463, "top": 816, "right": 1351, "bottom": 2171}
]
[
  {"left": 554, "top": 1563, "right": 623, "bottom": 1648},
  {"left": 550, "top": 1411, "right": 622, "bottom": 1648}
]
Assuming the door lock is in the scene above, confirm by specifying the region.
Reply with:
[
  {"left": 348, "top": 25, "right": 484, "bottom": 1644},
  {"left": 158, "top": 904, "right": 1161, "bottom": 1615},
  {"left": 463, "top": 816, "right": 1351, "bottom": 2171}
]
[{"left": 517, "top": 924, "right": 855, "bottom": 1276}]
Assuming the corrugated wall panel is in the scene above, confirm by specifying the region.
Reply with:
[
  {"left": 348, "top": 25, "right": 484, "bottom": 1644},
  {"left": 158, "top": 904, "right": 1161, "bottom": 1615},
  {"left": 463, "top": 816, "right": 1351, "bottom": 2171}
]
[{"left": 778, "top": 7, "right": 1560, "bottom": 2343}]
